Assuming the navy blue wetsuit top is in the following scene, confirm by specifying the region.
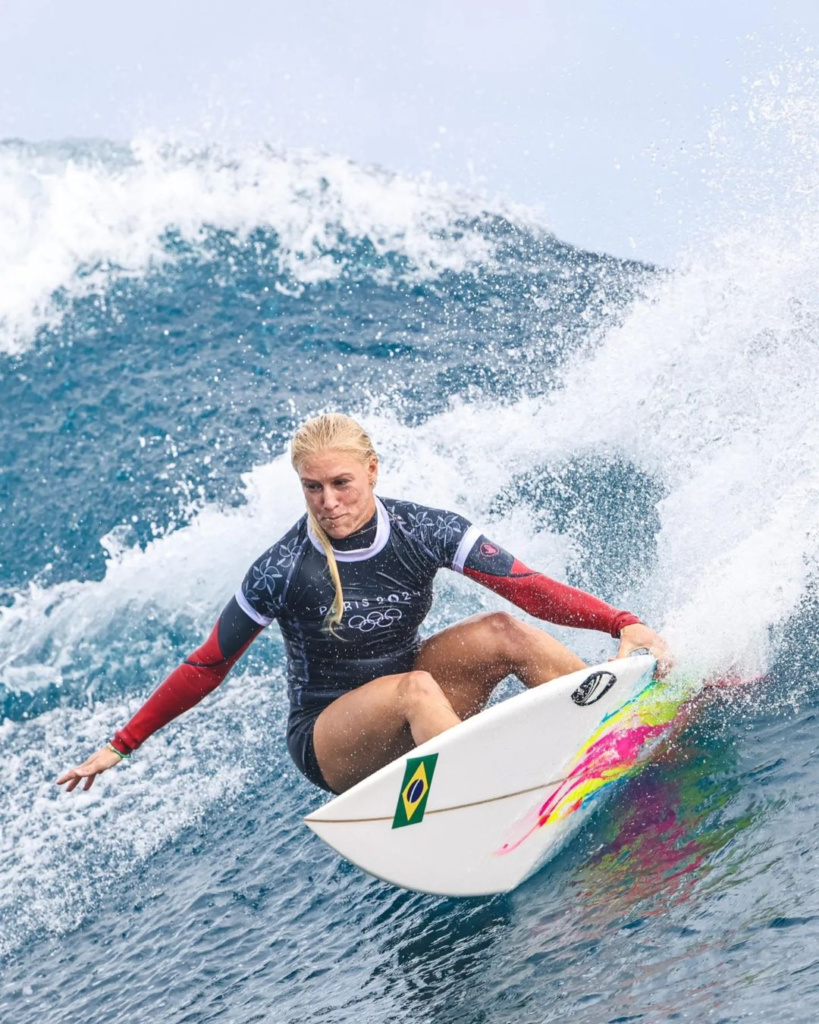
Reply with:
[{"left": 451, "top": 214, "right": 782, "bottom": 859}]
[
  {"left": 111, "top": 495, "right": 640, "bottom": 770},
  {"left": 235, "top": 497, "right": 480, "bottom": 715}
]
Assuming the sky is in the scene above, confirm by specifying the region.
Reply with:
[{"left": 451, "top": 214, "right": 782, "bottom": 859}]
[{"left": 1, "top": 1, "right": 816, "bottom": 264}]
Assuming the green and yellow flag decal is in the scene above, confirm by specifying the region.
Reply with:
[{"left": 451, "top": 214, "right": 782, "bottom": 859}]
[{"left": 392, "top": 754, "right": 438, "bottom": 829}]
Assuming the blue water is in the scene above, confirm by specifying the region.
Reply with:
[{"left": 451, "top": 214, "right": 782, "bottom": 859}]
[{"left": 1, "top": 117, "right": 818, "bottom": 1022}]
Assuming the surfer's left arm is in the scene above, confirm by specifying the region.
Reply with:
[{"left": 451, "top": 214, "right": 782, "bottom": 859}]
[{"left": 456, "top": 533, "right": 672, "bottom": 673}]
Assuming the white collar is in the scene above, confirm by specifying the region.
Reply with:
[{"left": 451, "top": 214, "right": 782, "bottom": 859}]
[{"left": 306, "top": 496, "right": 391, "bottom": 562}]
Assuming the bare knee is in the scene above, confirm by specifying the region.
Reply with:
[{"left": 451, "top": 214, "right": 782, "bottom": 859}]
[
  {"left": 477, "top": 610, "right": 528, "bottom": 661},
  {"left": 398, "top": 670, "right": 444, "bottom": 711},
  {"left": 480, "top": 610, "right": 519, "bottom": 634},
  {"left": 476, "top": 609, "right": 585, "bottom": 679}
]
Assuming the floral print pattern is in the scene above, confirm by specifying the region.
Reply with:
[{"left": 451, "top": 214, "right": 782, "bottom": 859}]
[
  {"left": 434, "top": 513, "right": 464, "bottom": 546},
  {"left": 251, "top": 555, "right": 282, "bottom": 595},
  {"left": 388, "top": 498, "right": 470, "bottom": 568},
  {"left": 276, "top": 537, "right": 301, "bottom": 569},
  {"left": 407, "top": 509, "right": 434, "bottom": 536}
]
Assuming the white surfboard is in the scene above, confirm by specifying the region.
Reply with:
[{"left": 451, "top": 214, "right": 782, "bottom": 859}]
[{"left": 305, "top": 655, "right": 664, "bottom": 896}]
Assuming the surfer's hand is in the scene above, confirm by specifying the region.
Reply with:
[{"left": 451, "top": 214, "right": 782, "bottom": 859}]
[
  {"left": 616, "top": 623, "right": 673, "bottom": 677},
  {"left": 56, "top": 746, "right": 124, "bottom": 793}
]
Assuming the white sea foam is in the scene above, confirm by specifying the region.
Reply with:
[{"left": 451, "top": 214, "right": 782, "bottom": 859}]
[
  {"left": 0, "top": 470, "right": 301, "bottom": 692},
  {"left": 0, "top": 137, "right": 543, "bottom": 355},
  {"left": 545, "top": 200, "right": 819, "bottom": 677},
  {"left": 0, "top": 668, "right": 289, "bottom": 960}
]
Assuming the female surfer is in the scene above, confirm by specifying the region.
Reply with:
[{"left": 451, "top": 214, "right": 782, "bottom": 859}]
[{"left": 57, "top": 413, "right": 670, "bottom": 796}]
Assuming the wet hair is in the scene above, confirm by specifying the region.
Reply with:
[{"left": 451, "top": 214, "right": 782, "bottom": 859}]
[{"left": 291, "top": 414, "right": 378, "bottom": 634}]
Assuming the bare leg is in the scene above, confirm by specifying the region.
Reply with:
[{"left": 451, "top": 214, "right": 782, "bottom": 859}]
[
  {"left": 312, "top": 669, "right": 462, "bottom": 793},
  {"left": 313, "top": 611, "right": 586, "bottom": 793},
  {"left": 416, "top": 610, "right": 586, "bottom": 718}
]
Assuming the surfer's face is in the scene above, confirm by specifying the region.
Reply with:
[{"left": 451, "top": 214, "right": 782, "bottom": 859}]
[{"left": 298, "top": 449, "right": 378, "bottom": 539}]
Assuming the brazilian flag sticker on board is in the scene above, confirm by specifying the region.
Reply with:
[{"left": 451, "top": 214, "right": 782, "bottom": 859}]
[{"left": 392, "top": 754, "right": 439, "bottom": 829}]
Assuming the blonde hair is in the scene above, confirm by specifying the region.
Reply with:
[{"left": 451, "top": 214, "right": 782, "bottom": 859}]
[{"left": 291, "top": 414, "right": 378, "bottom": 634}]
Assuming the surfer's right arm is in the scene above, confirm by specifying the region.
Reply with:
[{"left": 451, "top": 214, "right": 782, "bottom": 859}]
[{"left": 55, "top": 597, "right": 264, "bottom": 792}]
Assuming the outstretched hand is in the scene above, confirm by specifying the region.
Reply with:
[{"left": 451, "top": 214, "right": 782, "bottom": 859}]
[
  {"left": 615, "top": 622, "right": 673, "bottom": 678},
  {"left": 56, "top": 745, "right": 124, "bottom": 793}
]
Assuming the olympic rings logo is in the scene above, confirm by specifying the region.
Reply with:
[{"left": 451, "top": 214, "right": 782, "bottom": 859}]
[{"left": 347, "top": 608, "right": 403, "bottom": 632}]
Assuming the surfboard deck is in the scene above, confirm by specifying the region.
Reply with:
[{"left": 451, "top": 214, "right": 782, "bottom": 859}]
[{"left": 305, "top": 654, "right": 672, "bottom": 896}]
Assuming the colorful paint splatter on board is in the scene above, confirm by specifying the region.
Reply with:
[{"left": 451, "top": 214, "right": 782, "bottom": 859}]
[{"left": 496, "top": 669, "right": 700, "bottom": 855}]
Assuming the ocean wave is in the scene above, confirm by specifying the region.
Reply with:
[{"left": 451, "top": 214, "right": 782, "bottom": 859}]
[{"left": 0, "top": 137, "right": 552, "bottom": 355}]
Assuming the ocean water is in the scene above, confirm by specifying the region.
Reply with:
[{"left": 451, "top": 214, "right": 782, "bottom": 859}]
[{"left": 2, "top": 65, "right": 819, "bottom": 1023}]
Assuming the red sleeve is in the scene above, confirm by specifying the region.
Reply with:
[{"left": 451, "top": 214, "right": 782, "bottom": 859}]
[
  {"left": 110, "top": 613, "right": 260, "bottom": 755},
  {"left": 464, "top": 557, "right": 641, "bottom": 637}
]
